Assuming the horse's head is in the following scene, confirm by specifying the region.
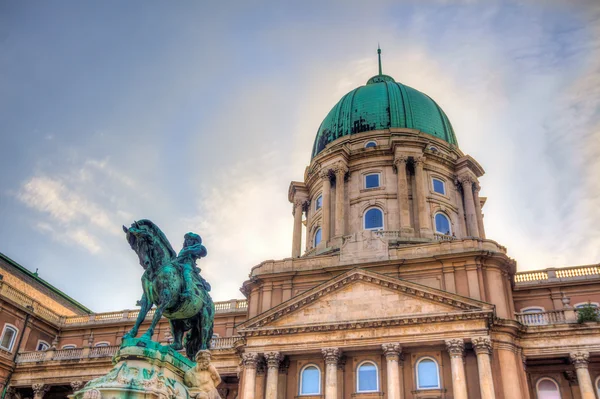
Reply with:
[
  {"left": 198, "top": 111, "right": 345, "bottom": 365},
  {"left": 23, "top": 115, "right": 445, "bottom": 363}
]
[{"left": 123, "top": 220, "right": 177, "bottom": 271}]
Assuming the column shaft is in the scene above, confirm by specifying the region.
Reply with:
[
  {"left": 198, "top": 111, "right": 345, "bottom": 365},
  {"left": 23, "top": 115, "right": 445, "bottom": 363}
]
[
  {"left": 242, "top": 353, "right": 259, "bottom": 399},
  {"left": 571, "top": 352, "right": 595, "bottom": 399},
  {"left": 334, "top": 166, "right": 347, "bottom": 236},
  {"left": 460, "top": 176, "right": 480, "bottom": 237},
  {"left": 472, "top": 337, "right": 496, "bottom": 399},
  {"left": 382, "top": 343, "right": 403, "bottom": 399},
  {"left": 414, "top": 157, "right": 431, "bottom": 236},
  {"left": 321, "top": 170, "right": 331, "bottom": 243},
  {"left": 445, "top": 339, "right": 468, "bottom": 399},
  {"left": 265, "top": 352, "right": 282, "bottom": 399},
  {"left": 322, "top": 348, "right": 340, "bottom": 399},
  {"left": 473, "top": 184, "right": 486, "bottom": 238},
  {"left": 291, "top": 200, "right": 303, "bottom": 257},
  {"left": 395, "top": 156, "right": 411, "bottom": 232}
]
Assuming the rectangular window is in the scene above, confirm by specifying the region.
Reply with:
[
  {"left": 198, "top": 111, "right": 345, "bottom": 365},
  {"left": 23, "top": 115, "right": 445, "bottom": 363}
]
[
  {"left": 365, "top": 173, "right": 380, "bottom": 189},
  {"left": 315, "top": 195, "right": 323, "bottom": 210},
  {"left": 432, "top": 178, "right": 445, "bottom": 195},
  {"left": 0, "top": 326, "right": 17, "bottom": 351}
]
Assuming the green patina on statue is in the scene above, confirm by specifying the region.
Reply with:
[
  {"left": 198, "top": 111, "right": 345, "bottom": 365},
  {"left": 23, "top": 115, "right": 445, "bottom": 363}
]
[{"left": 122, "top": 220, "right": 215, "bottom": 361}]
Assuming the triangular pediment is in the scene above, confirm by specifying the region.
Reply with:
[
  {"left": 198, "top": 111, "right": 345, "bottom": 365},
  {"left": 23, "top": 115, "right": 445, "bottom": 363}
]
[{"left": 238, "top": 268, "right": 494, "bottom": 336}]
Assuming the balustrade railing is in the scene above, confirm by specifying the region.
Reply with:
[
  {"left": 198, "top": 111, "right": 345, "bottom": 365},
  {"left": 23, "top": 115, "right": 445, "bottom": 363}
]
[
  {"left": 89, "top": 345, "right": 119, "bottom": 358},
  {"left": 433, "top": 233, "right": 456, "bottom": 241},
  {"left": 515, "top": 265, "right": 600, "bottom": 285},
  {"left": 210, "top": 336, "right": 242, "bottom": 349},
  {"left": 52, "top": 347, "right": 84, "bottom": 360},
  {"left": 515, "top": 310, "right": 568, "bottom": 326}
]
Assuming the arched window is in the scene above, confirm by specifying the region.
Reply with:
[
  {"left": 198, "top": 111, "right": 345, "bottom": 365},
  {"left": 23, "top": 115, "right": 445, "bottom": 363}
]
[
  {"left": 357, "top": 361, "right": 379, "bottom": 392},
  {"left": 62, "top": 344, "right": 77, "bottom": 349},
  {"left": 36, "top": 340, "right": 50, "bottom": 351},
  {"left": 315, "top": 195, "right": 323, "bottom": 211},
  {"left": 521, "top": 307, "right": 545, "bottom": 313},
  {"left": 536, "top": 378, "right": 561, "bottom": 399},
  {"left": 95, "top": 342, "right": 110, "bottom": 347},
  {"left": 574, "top": 302, "right": 599, "bottom": 309},
  {"left": 365, "top": 141, "right": 377, "bottom": 148},
  {"left": 416, "top": 357, "right": 440, "bottom": 389},
  {"left": 595, "top": 376, "right": 600, "bottom": 398},
  {"left": 299, "top": 364, "right": 321, "bottom": 395},
  {"left": 0, "top": 325, "right": 18, "bottom": 352},
  {"left": 434, "top": 213, "right": 451, "bottom": 235},
  {"left": 364, "top": 208, "right": 384, "bottom": 230},
  {"left": 432, "top": 178, "right": 446, "bottom": 195},
  {"left": 364, "top": 173, "right": 381, "bottom": 189},
  {"left": 314, "top": 228, "right": 322, "bottom": 246}
]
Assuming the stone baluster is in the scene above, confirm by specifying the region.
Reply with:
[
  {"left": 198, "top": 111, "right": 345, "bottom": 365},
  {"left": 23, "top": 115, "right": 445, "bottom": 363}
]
[
  {"left": 472, "top": 336, "right": 496, "bottom": 399},
  {"left": 291, "top": 199, "right": 305, "bottom": 257},
  {"left": 394, "top": 155, "right": 412, "bottom": 234},
  {"left": 334, "top": 163, "right": 348, "bottom": 237},
  {"left": 70, "top": 381, "right": 84, "bottom": 393},
  {"left": 459, "top": 174, "right": 480, "bottom": 237},
  {"left": 413, "top": 156, "right": 432, "bottom": 237},
  {"left": 32, "top": 384, "right": 49, "bottom": 399},
  {"left": 264, "top": 352, "right": 282, "bottom": 399},
  {"left": 445, "top": 339, "right": 468, "bottom": 399},
  {"left": 241, "top": 352, "right": 260, "bottom": 399},
  {"left": 382, "top": 343, "right": 403, "bottom": 399},
  {"left": 570, "top": 352, "right": 596, "bottom": 399},
  {"left": 320, "top": 169, "right": 332, "bottom": 244},
  {"left": 322, "top": 347, "right": 341, "bottom": 399},
  {"left": 473, "top": 182, "right": 486, "bottom": 239}
]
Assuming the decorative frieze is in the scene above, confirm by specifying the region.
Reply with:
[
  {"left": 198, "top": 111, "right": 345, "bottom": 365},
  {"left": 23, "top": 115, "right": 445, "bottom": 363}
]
[
  {"left": 445, "top": 338, "right": 465, "bottom": 358},
  {"left": 570, "top": 351, "right": 590, "bottom": 369},
  {"left": 322, "top": 347, "right": 341, "bottom": 365},
  {"left": 472, "top": 336, "right": 493, "bottom": 355}
]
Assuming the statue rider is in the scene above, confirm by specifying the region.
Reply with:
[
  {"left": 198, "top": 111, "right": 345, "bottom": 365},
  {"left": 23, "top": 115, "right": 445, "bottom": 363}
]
[{"left": 176, "top": 232, "right": 210, "bottom": 299}]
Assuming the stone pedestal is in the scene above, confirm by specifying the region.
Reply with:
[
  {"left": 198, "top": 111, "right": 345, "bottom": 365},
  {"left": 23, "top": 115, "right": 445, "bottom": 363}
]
[{"left": 71, "top": 338, "right": 210, "bottom": 399}]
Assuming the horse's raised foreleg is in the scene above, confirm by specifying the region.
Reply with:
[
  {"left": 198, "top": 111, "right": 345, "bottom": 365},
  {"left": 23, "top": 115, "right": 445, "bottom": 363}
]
[{"left": 123, "top": 293, "right": 150, "bottom": 339}]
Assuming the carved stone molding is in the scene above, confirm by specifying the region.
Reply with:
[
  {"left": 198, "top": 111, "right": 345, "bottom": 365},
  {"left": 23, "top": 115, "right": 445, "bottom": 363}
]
[
  {"left": 457, "top": 174, "right": 475, "bottom": 186},
  {"left": 445, "top": 339, "right": 465, "bottom": 358},
  {"left": 32, "top": 384, "right": 49, "bottom": 399},
  {"left": 70, "top": 381, "right": 84, "bottom": 393},
  {"left": 319, "top": 168, "right": 331, "bottom": 181},
  {"left": 382, "top": 343, "right": 402, "bottom": 361},
  {"left": 472, "top": 336, "right": 493, "bottom": 355},
  {"left": 322, "top": 347, "right": 341, "bottom": 365},
  {"left": 393, "top": 155, "right": 409, "bottom": 166},
  {"left": 265, "top": 351, "right": 283, "bottom": 369},
  {"left": 570, "top": 351, "right": 590, "bottom": 369},
  {"left": 413, "top": 155, "right": 426, "bottom": 165},
  {"left": 333, "top": 162, "right": 348, "bottom": 177},
  {"left": 241, "top": 352, "right": 260, "bottom": 369}
]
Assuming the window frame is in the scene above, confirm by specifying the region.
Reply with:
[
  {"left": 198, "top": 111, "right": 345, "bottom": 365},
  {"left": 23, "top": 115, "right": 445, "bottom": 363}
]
[
  {"left": 520, "top": 306, "right": 545, "bottom": 313},
  {"left": 415, "top": 356, "right": 441, "bottom": 390},
  {"left": 536, "top": 377, "right": 561, "bottom": 399},
  {"left": 364, "top": 173, "right": 381, "bottom": 189},
  {"left": 356, "top": 360, "right": 380, "bottom": 393},
  {"left": 432, "top": 178, "right": 446, "bottom": 195},
  {"left": 0, "top": 324, "right": 19, "bottom": 352},
  {"left": 433, "top": 212, "right": 452, "bottom": 235},
  {"left": 595, "top": 375, "right": 600, "bottom": 398},
  {"left": 299, "top": 364, "right": 322, "bottom": 396},
  {"left": 574, "top": 302, "right": 600, "bottom": 309},
  {"left": 314, "top": 227, "right": 322, "bottom": 247},
  {"left": 364, "top": 140, "right": 378, "bottom": 148},
  {"left": 36, "top": 340, "right": 50, "bottom": 351},
  {"left": 315, "top": 194, "right": 323, "bottom": 211},
  {"left": 61, "top": 344, "right": 77, "bottom": 349},
  {"left": 94, "top": 342, "right": 110, "bottom": 347},
  {"left": 363, "top": 207, "right": 384, "bottom": 231}
]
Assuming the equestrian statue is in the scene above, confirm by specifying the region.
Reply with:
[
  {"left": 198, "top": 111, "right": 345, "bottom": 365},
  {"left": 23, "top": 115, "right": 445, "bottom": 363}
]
[{"left": 122, "top": 220, "right": 215, "bottom": 360}]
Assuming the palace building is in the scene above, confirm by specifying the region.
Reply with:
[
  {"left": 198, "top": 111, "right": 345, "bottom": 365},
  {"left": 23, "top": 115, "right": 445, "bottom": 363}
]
[{"left": 1, "top": 54, "right": 600, "bottom": 399}]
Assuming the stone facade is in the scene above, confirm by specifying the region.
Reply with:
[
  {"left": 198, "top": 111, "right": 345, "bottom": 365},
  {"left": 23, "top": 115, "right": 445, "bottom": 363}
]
[{"left": 1, "top": 92, "right": 600, "bottom": 399}]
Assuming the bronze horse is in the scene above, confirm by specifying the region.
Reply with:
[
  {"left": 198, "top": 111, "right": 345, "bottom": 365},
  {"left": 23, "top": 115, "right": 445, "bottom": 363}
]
[{"left": 122, "top": 220, "right": 214, "bottom": 360}]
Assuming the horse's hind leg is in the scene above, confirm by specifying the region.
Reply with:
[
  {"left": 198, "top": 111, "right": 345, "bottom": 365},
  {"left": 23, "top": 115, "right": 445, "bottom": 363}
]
[
  {"left": 169, "top": 319, "right": 185, "bottom": 351},
  {"left": 200, "top": 307, "right": 214, "bottom": 350}
]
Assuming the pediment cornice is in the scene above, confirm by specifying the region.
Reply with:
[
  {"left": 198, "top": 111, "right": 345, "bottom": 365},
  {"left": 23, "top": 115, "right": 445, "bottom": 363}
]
[{"left": 237, "top": 268, "right": 494, "bottom": 336}]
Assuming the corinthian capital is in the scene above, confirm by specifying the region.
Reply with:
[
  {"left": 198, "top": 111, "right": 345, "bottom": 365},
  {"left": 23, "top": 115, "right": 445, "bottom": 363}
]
[
  {"left": 413, "top": 155, "right": 426, "bottom": 165},
  {"left": 457, "top": 173, "right": 475, "bottom": 186},
  {"left": 241, "top": 352, "right": 260, "bottom": 369},
  {"left": 394, "top": 154, "right": 409, "bottom": 166},
  {"left": 471, "top": 336, "right": 493, "bottom": 355},
  {"left": 70, "top": 382, "right": 84, "bottom": 392},
  {"left": 319, "top": 168, "right": 331, "bottom": 180},
  {"left": 265, "top": 351, "right": 283, "bottom": 369},
  {"left": 382, "top": 343, "right": 402, "bottom": 360},
  {"left": 32, "top": 384, "right": 49, "bottom": 399},
  {"left": 322, "top": 347, "right": 341, "bottom": 365},
  {"left": 445, "top": 339, "right": 465, "bottom": 358},
  {"left": 333, "top": 162, "right": 348, "bottom": 177},
  {"left": 570, "top": 351, "right": 590, "bottom": 369}
]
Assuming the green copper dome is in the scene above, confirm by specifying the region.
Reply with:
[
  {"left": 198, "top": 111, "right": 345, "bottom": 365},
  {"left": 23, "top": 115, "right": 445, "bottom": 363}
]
[{"left": 312, "top": 74, "right": 458, "bottom": 158}]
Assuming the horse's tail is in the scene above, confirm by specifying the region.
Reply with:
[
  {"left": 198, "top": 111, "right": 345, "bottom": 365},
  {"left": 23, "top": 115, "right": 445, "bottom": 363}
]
[{"left": 185, "top": 296, "right": 215, "bottom": 360}]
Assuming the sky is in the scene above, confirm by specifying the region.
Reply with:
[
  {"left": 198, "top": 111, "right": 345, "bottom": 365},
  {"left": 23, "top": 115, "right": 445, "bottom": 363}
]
[{"left": 0, "top": 1, "right": 599, "bottom": 312}]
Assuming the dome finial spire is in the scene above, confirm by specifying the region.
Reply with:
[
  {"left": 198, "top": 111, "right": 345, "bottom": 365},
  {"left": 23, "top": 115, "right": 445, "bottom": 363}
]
[{"left": 377, "top": 44, "right": 382, "bottom": 76}]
